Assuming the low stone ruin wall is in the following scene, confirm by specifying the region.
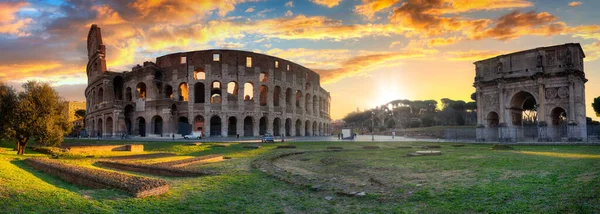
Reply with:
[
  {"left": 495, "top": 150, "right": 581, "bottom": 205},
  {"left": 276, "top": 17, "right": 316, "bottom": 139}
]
[
  {"left": 63, "top": 144, "right": 144, "bottom": 153},
  {"left": 25, "top": 158, "right": 169, "bottom": 198}
]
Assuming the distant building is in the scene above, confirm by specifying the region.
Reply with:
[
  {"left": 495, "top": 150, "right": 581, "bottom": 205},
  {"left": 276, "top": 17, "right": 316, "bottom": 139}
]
[{"left": 64, "top": 101, "right": 86, "bottom": 123}]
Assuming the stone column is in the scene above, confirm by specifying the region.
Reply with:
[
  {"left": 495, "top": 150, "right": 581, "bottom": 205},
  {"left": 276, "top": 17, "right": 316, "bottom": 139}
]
[
  {"left": 253, "top": 117, "right": 260, "bottom": 137},
  {"left": 221, "top": 114, "right": 228, "bottom": 137},
  {"left": 236, "top": 115, "right": 244, "bottom": 137},
  {"left": 267, "top": 116, "right": 274, "bottom": 135},
  {"left": 537, "top": 82, "right": 549, "bottom": 141}
]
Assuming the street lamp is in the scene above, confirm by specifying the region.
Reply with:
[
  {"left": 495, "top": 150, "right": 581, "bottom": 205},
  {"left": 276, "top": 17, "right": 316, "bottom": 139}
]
[{"left": 371, "top": 111, "right": 375, "bottom": 141}]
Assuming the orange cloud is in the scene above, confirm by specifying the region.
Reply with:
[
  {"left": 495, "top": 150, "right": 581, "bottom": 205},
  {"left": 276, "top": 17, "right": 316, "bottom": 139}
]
[
  {"left": 569, "top": 1, "right": 582, "bottom": 7},
  {"left": 126, "top": 0, "right": 247, "bottom": 24},
  {"left": 0, "top": 62, "right": 85, "bottom": 85},
  {"left": 446, "top": 50, "right": 507, "bottom": 61},
  {"left": 469, "top": 11, "right": 561, "bottom": 40},
  {"left": 354, "top": 0, "right": 401, "bottom": 19},
  {"left": 427, "top": 37, "right": 462, "bottom": 47},
  {"left": 434, "top": 0, "right": 533, "bottom": 14},
  {"left": 0, "top": 1, "right": 32, "bottom": 36},
  {"left": 583, "top": 42, "right": 600, "bottom": 61},
  {"left": 311, "top": 0, "right": 343, "bottom": 8}
]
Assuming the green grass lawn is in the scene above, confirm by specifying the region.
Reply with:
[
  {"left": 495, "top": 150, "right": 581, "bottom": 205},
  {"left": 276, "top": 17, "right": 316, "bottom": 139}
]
[{"left": 0, "top": 139, "right": 599, "bottom": 213}]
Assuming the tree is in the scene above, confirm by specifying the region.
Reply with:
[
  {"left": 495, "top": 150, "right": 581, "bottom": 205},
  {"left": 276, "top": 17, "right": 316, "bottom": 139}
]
[
  {"left": 470, "top": 92, "right": 477, "bottom": 101},
  {"left": 0, "top": 82, "right": 17, "bottom": 141},
  {"left": 593, "top": 96, "right": 600, "bottom": 116},
  {"left": 75, "top": 109, "right": 86, "bottom": 120},
  {"left": 0, "top": 81, "right": 71, "bottom": 155}
]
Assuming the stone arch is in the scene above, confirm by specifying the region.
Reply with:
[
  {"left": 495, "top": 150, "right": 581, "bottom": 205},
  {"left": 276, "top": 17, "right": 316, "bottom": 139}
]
[
  {"left": 165, "top": 85, "right": 173, "bottom": 99},
  {"left": 97, "top": 88, "right": 104, "bottom": 104},
  {"left": 179, "top": 82, "right": 189, "bottom": 101},
  {"left": 486, "top": 111, "right": 499, "bottom": 128},
  {"left": 244, "top": 116, "right": 254, "bottom": 136},
  {"left": 113, "top": 76, "right": 124, "bottom": 101},
  {"left": 137, "top": 117, "right": 146, "bottom": 137},
  {"left": 152, "top": 115, "right": 163, "bottom": 135},
  {"left": 211, "top": 81, "right": 222, "bottom": 104},
  {"left": 106, "top": 117, "right": 113, "bottom": 137},
  {"left": 194, "top": 68, "right": 206, "bottom": 80},
  {"left": 194, "top": 82, "right": 205, "bottom": 103},
  {"left": 210, "top": 115, "right": 222, "bottom": 136},
  {"left": 509, "top": 91, "right": 538, "bottom": 126},
  {"left": 305, "top": 93, "right": 311, "bottom": 113},
  {"left": 260, "top": 72, "right": 268, "bottom": 82},
  {"left": 295, "top": 119, "right": 302, "bottom": 136},
  {"left": 136, "top": 82, "right": 147, "bottom": 98},
  {"left": 228, "top": 117, "right": 237, "bottom": 136},
  {"left": 97, "top": 118, "right": 103, "bottom": 137},
  {"left": 550, "top": 106, "right": 568, "bottom": 140},
  {"left": 305, "top": 120, "right": 311, "bottom": 136},
  {"left": 178, "top": 116, "right": 189, "bottom": 135},
  {"left": 273, "top": 86, "right": 281, "bottom": 107},
  {"left": 193, "top": 115, "right": 205, "bottom": 132},
  {"left": 244, "top": 82, "right": 254, "bottom": 101},
  {"left": 312, "top": 121, "right": 317, "bottom": 136},
  {"left": 273, "top": 117, "right": 281, "bottom": 136},
  {"left": 259, "top": 116, "right": 267, "bottom": 135},
  {"left": 259, "top": 85, "right": 268, "bottom": 106},
  {"left": 227, "top": 81, "right": 239, "bottom": 101},
  {"left": 126, "top": 87, "right": 132, "bottom": 101},
  {"left": 313, "top": 95, "right": 318, "bottom": 115}
]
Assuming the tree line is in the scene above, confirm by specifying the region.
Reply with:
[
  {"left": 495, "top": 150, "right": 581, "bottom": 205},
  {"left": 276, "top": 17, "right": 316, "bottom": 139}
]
[{"left": 344, "top": 93, "right": 600, "bottom": 131}]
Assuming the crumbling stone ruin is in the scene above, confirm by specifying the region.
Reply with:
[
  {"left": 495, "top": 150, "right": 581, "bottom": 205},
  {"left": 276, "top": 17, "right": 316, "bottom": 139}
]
[
  {"left": 85, "top": 25, "right": 331, "bottom": 138},
  {"left": 474, "top": 43, "right": 587, "bottom": 142}
]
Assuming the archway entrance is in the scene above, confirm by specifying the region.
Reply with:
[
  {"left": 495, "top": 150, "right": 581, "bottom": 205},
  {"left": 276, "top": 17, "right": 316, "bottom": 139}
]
[
  {"left": 509, "top": 91, "right": 537, "bottom": 141},
  {"left": 152, "top": 116, "right": 163, "bottom": 136},
  {"left": 106, "top": 117, "right": 113, "bottom": 138},
  {"left": 550, "top": 107, "right": 567, "bottom": 141},
  {"left": 285, "top": 118, "right": 292, "bottom": 137},
  {"left": 137, "top": 117, "right": 146, "bottom": 137},
  {"left": 210, "top": 116, "right": 222, "bottom": 136},
  {"left": 244, "top": 117, "right": 253, "bottom": 137},
  {"left": 295, "top": 119, "right": 302, "bottom": 136},
  {"left": 486, "top": 112, "right": 499, "bottom": 141},
  {"left": 228, "top": 117, "right": 237, "bottom": 136},
  {"left": 259, "top": 116, "right": 267, "bottom": 135},
  {"left": 273, "top": 118, "right": 281, "bottom": 136}
]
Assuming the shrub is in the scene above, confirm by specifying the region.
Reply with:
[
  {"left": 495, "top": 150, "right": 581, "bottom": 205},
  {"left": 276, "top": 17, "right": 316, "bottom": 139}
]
[
  {"left": 492, "top": 144, "right": 514, "bottom": 150},
  {"left": 25, "top": 158, "right": 169, "bottom": 198}
]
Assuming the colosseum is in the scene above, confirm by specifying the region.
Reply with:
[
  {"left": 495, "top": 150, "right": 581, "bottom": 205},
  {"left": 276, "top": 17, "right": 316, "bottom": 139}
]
[{"left": 84, "top": 25, "right": 331, "bottom": 138}]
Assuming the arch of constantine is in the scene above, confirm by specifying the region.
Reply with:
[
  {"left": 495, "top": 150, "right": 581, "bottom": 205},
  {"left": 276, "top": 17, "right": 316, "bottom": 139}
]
[
  {"left": 84, "top": 25, "right": 331, "bottom": 138},
  {"left": 474, "top": 43, "right": 587, "bottom": 142}
]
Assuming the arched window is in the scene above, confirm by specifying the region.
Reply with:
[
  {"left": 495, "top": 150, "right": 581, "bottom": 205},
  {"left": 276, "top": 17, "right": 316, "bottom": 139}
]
[
  {"left": 273, "top": 86, "right": 281, "bottom": 107},
  {"left": 244, "top": 82, "right": 254, "bottom": 101},
  {"left": 126, "top": 87, "right": 132, "bottom": 101},
  {"left": 179, "top": 82, "right": 188, "bottom": 101},
  {"left": 227, "top": 81, "right": 238, "bottom": 100},
  {"left": 260, "top": 72, "right": 268, "bottom": 83},
  {"left": 113, "top": 76, "right": 124, "bottom": 101},
  {"left": 136, "top": 83, "right": 146, "bottom": 99},
  {"left": 211, "top": 81, "right": 222, "bottom": 104},
  {"left": 194, "top": 68, "right": 206, "bottom": 80},
  {"left": 259, "top": 85, "right": 268, "bottom": 106},
  {"left": 97, "top": 88, "right": 104, "bottom": 104},
  {"left": 296, "top": 90, "right": 302, "bottom": 107},
  {"left": 194, "top": 83, "right": 205, "bottom": 103},
  {"left": 165, "top": 85, "right": 173, "bottom": 99}
]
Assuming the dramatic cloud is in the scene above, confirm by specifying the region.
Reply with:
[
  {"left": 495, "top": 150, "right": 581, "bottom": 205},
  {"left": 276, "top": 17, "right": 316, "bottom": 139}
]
[
  {"left": 569, "top": 1, "right": 582, "bottom": 7},
  {"left": 286, "top": 1, "right": 294, "bottom": 7},
  {"left": 469, "top": 11, "right": 562, "bottom": 40},
  {"left": 583, "top": 41, "right": 600, "bottom": 61},
  {"left": 355, "top": 0, "right": 401, "bottom": 19},
  {"left": 311, "top": 0, "right": 343, "bottom": 8},
  {"left": 0, "top": 1, "right": 32, "bottom": 36}
]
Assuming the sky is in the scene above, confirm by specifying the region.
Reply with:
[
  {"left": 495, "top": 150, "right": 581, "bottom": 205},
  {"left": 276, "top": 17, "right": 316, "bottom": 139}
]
[{"left": 0, "top": 0, "right": 599, "bottom": 120}]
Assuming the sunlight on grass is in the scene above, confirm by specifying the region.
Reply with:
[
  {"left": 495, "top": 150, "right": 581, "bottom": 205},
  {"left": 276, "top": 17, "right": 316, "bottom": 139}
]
[{"left": 518, "top": 151, "right": 600, "bottom": 159}]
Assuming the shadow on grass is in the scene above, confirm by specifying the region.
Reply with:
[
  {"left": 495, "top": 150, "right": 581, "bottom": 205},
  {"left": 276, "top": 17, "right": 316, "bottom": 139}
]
[{"left": 11, "top": 159, "right": 130, "bottom": 201}]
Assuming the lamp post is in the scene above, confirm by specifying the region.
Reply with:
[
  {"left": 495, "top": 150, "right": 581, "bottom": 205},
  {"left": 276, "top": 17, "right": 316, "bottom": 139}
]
[
  {"left": 391, "top": 111, "right": 395, "bottom": 139},
  {"left": 371, "top": 111, "right": 375, "bottom": 141}
]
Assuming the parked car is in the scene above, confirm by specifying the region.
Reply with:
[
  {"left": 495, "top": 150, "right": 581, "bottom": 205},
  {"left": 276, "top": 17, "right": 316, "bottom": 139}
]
[
  {"left": 184, "top": 131, "right": 203, "bottom": 139},
  {"left": 262, "top": 134, "right": 275, "bottom": 143}
]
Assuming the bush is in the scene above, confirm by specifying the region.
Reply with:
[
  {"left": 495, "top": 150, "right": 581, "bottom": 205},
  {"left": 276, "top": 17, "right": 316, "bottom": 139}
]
[
  {"left": 25, "top": 158, "right": 169, "bottom": 198},
  {"left": 492, "top": 144, "right": 514, "bottom": 150}
]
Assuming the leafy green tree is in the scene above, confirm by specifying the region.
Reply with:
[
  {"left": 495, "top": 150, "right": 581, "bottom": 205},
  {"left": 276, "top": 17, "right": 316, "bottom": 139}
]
[
  {"left": 75, "top": 109, "right": 86, "bottom": 119},
  {"left": 471, "top": 92, "right": 477, "bottom": 101},
  {"left": 0, "top": 82, "right": 17, "bottom": 141},
  {"left": 0, "top": 81, "right": 71, "bottom": 155},
  {"left": 593, "top": 96, "right": 600, "bottom": 116}
]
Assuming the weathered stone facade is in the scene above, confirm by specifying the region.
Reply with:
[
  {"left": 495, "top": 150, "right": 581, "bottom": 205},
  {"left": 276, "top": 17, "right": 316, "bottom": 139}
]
[
  {"left": 474, "top": 43, "right": 587, "bottom": 142},
  {"left": 85, "top": 25, "right": 331, "bottom": 138}
]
